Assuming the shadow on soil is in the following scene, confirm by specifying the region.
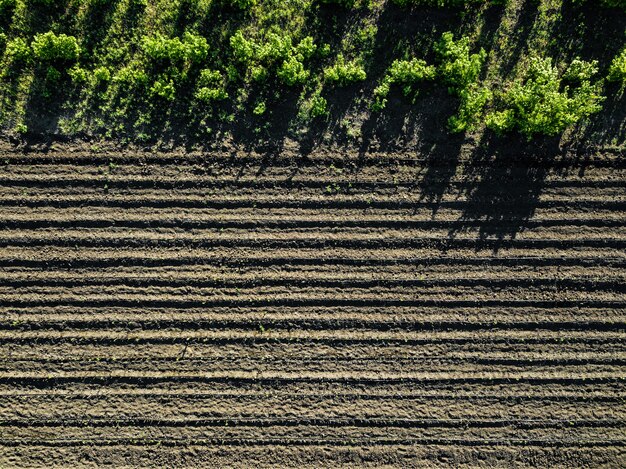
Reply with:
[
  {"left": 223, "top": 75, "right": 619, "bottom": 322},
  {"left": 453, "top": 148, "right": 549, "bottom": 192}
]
[{"left": 448, "top": 132, "right": 561, "bottom": 250}]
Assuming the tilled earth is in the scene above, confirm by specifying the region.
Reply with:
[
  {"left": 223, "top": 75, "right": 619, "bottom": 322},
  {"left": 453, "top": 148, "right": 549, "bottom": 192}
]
[{"left": 0, "top": 148, "right": 624, "bottom": 467}]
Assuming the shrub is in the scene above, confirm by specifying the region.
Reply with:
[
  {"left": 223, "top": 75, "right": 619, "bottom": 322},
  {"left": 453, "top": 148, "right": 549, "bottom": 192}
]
[
  {"left": 485, "top": 109, "right": 515, "bottom": 133},
  {"left": 257, "top": 33, "right": 292, "bottom": 63},
  {"left": 372, "top": 58, "right": 436, "bottom": 110},
  {"left": 195, "top": 69, "right": 228, "bottom": 102},
  {"left": 149, "top": 77, "right": 176, "bottom": 100},
  {"left": 294, "top": 36, "right": 317, "bottom": 61},
  {"left": 607, "top": 48, "right": 626, "bottom": 83},
  {"left": 68, "top": 64, "right": 90, "bottom": 84},
  {"left": 93, "top": 66, "right": 111, "bottom": 83},
  {"left": 142, "top": 32, "right": 208, "bottom": 66},
  {"left": 563, "top": 57, "right": 599, "bottom": 83},
  {"left": 253, "top": 100, "right": 266, "bottom": 115},
  {"left": 112, "top": 65, "right": 149, "bottom": 87},
  {"left": 324, "top": 54, "right": 366, "bottom": 86},
  {"left": 448, "top": 84, "right": 492, "bottom": 132},
  {"left": 230, "top": 30, "right": 256, "bottom": 65},
  {"left": 182, "top": 32, "right": 210, "bottom": 64},
  {"left": 277, "top": 55, "right": 309, "bottom": 85},
  {"left": 309, "top": 94, "right": 328, "bottom": 117},
  {"left": 4, "top": 37, "right": 31, "bottom": 65},
  {"left": 435, "top": 31, "right": 486, "bottom": 91},
  {"left": 486, "top": 56, "right": 604, "bottom": 137},
  {"left": 45, "top": 65, "right": 61, "bottom": 83},
  {"left": 231, "top": 31, "right": 316, "bottom": 86},
  {"left": 31, "top": 31, "right": 80, "bottom": 62}
]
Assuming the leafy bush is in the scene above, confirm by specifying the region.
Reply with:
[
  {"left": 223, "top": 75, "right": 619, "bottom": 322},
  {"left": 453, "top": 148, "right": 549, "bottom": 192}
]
[
  {"left": 277, "top": 55, "right": 309, "bottom": 85},
  {"left": 93, "top": 66, "right": 111, "bottom": 83},
  {"left": 435, "top": 31, "right": 486, "bottom": 91},
  {"left": 4, "top": 37, "right": 31, "bottom": 65},
  {"left": 230, "top": 30, "right": 256, "bottom": 64},
  {"left": 68, "top": 65, "right": 90, "bottom": 84},
  {"left": 195, "top": 69, "right": 228, "bottom": 102},
  {"left": 142, "top": 32, "right": 208, "bottom": 66},
  {"left": 309, "top": 94, "right": 328, "bottom": 117},
  {"left": 31, "top": 32, "right": 80, "bottom": 62},
  {"left": 372, "top": 58, "right": 436, "bottom": 110},
  {"left": 230, "top": 31, "right": 316, "bottom": 86},
  {"left": 294, "top": 36, "right": 317, "bottom": 61},
  {"left": 448, "top": 84, "right": 492, "bottom": 132},
  {"left": 149, "top": 77, "right": 176, "bottom": 100},
  {"left": 253, "top": 100, "right": 266, "bottom": 115},
  {"left": 486, "top": 56, "right": 604, "bottom": 137},
  {"left": 112, "top": 65, "right": 149, "bottom": 87},
  {"left": 607, "top": 48, "right": 626, "bottom": 83},
  {"left": 257, "top": 33, "right": 293, "bottom": 63},
  {"left": 324, "top": 54, "right": 366, "bottom": 86}
]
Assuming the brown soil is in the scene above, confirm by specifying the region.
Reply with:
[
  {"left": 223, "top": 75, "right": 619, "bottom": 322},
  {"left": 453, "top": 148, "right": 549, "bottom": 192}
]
[{"left": 0, "top": 140, "right": 624, "bottom": 467}]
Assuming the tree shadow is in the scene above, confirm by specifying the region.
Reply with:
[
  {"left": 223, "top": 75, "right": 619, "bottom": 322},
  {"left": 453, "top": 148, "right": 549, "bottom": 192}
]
[{"left": 448, "top": 131, "right": 561, "bottom": 251}]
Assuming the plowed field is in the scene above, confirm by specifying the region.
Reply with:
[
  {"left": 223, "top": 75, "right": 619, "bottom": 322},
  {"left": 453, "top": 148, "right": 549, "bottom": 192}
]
[{"left": 0, "top": 149, "right": 624, "bottom": 467}]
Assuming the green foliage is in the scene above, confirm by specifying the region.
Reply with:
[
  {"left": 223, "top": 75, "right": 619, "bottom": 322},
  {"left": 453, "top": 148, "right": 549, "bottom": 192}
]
[
  {"left": 435, "top": 31, "right": 486, "bottom": 91},
  {"left": 142, "top": 32, "right": 208, "bottom": 66},
  {"left": 277, "top": 55, "right": 309, "bottom": 85},
  {"left": 195, "top": 69, "right": 228, "bottom": 102},
  {"left": 324, "top": 54, "right": 366, "bottom": 86},
  {"left": 45, "top": 65, "right": 61, "bottom": 83},
  {"left": 3, "top": 37, "right": 31, "bottom": 66},
  {"left": 448, "top": 84, "right": 492, "bottom": 132},
  {"left": 31, "top": 32, "right": 80, "bottom": 62},
  {"left": 372, "top": 58, "right": 436, "bottom": 110},
  {"left": 68, "top": 65, "right": 89, "bottom": 84},
  {"left": 93, "top": 66, "right": 111, "bottom": 83},
  {"left": 230, "top": 30, "right": 316, "bottom": 86},
  {"left": 112, "top": 65, "right": 149, "bottom": 88},
  {"left": 486, "top": 56, "right": 604, "bottom": 137},
  {"left": 309, "top": 94, "right": 328, "bottom": 117},
  {"left": 607, "top": 48, "right": 626, "bottom": 83},
  {"left": 230, "top": 30, "right": 256, "bottom": 64},
  {"left": 253, "top": 100, "right": 266, "bottom": 115},
  {"left": 149, "top": 77, "right": 176, "bottom": 101}
]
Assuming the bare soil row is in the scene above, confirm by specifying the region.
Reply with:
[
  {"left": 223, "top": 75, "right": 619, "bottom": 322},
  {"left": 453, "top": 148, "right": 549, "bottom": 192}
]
[{"left": 0, "top": 150, "right": 624, "bottom": 467}]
